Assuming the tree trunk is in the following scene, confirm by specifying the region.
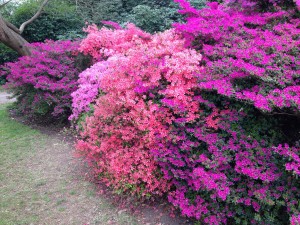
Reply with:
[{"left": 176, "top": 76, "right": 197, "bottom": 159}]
[
  {"left": 0, "top": 0, "right": 50, "bottom": 56},
  {"left": 0, "top": 15, "right": 31, "bottom": 56}
]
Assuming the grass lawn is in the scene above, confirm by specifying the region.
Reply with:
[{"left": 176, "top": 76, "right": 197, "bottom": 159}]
[
  {"left": 0, "top": 104, "right": 44, "bottom": 225},
  {"left": 0, "top": 104, "right": 140, "bottom": 225}
]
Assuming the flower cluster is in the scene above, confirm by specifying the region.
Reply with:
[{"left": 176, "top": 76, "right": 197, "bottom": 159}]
[
  {"left": 79, "top": 23, "right": 151, "bottom": 61},
  {"left": 174, "top": 0, "right": 300, "bottom": 114},
  {"left": 153, "top": 105, "right": 300, "bottom": 224},
  {"left": 71, "top": 24, "right": 152, "bottom": 120},
  {"left": 2, "top": 40, "right": 80, "bottom": 120}
]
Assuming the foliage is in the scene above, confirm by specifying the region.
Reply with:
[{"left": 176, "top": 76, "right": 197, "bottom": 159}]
[
  {"left": 123, "top": 5, "right": 178, "bottom": 33},
  {"left": 0, "top": 44, "right": 18, "bottom": 84},
  {"left": 73, "top": 0, "right": 175, "bottom": 23},
  {"left": 223, "top": 0, "right": 300, "bottom": 11},
  {"left": 0, "top": 2, "right": 18, "bottom": 69},
  {"left": 8, "top": 0, "right": 84, "bottom": 42},
  {"left": 123, "top": 1, "right": 206, "bottom": 33},
  {"left": 74, "top": 0, "right": 300, "bottom": 224},
  {"left": 72, "top": 0, "right": 124, "bottom": 23},
  {"left": 72, "top": 0, "right": 207, "bottom": 33},
  {"left": 1, "top": 40, "right": 80, "bottom": 121},
  {"left": 0, "top": 0, "right": 16, "bottom": 16},
  {"left": 0, "top": 43, "right": 18, "bottom": 65},
  {"left": 73, "top": 24, "right": 204, "bottom": 197},
  {"left": 174, "top": 0, "right": 300, "bottom": 114},
  {"left": 156, "top": 0, "right": 300, "bottom": 224}
]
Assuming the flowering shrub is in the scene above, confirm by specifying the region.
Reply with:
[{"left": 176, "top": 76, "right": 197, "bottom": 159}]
[
  {"left": 152, "top": 102, "right": 300, "bottom": 224},
  {"left": 2, "top": 40, "right": 80, "bottom": 120},
  {"left": 149, "top": 0, "right": 300, "bottom": 224},
  {"left": 70, "top": 23, "right": 152, "bottom": 120},
  {"left": 75, "top": 26, "right": 203, "bottom": 196},
  {"left": 174, "top": 0, "right": 300, "bottom": 113},
  {"left": 73, "top": 1, "right": 300, "bottom": 223}
]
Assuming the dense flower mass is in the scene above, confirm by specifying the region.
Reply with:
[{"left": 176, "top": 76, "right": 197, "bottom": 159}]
[
  {"left": 165, "top": 0, "right": 300, "bottom": 224},
  {"left": 73, "top": 1, "right": 300, "bottom": 224},
  {"left": 153, "top": 105, "right": 300, "bottom": 224},
  {"left": 1, "top": 0, "right": 298, "bottom": 223},
  {"left": 1, "top": 40, "right": 80, "bottom": 120},
  {"left": 75, "top": 25, "right": 203, "bottom": 196},
  {"left": 79, "top": 23, "right": 151, "bottom": 61},
  {"left": 174, "top": 0, "right": 300, "bottom": 113},
  {"left": 70, "top": 23, "right": 152, "bottom": 120}
]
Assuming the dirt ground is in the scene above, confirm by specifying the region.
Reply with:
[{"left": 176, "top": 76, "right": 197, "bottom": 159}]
[{"left": 0, "top": 91, "right": 192, "bottom": 225}]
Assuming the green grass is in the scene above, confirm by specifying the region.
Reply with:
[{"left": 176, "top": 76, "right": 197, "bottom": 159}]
[
  {"left": 0, "top": 104, "right": 43, "bottom": 225},
  {"left": 0, "top": 104, "right": 140, "bottom": 225}
]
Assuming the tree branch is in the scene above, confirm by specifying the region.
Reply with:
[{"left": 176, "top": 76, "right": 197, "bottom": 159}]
[{"left": 19, "top": 0, "right": 50, "bottom": 34}]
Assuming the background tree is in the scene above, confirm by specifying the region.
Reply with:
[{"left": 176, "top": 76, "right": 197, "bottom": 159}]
[
  {"left": 73, "top": 0, "right": 207, "bottom": 33},
  {"left": 10, "top": 0, "right": 83, "bottom": 42},
  {"left": 0, "top": 0, "right": 83, "bottom": 58},
  {"left": 0, "top": 0, "right": 50, "bottom": 56}
]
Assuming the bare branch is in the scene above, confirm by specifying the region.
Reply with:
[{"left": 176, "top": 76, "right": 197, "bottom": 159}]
[
  {"left": 19, "top": 0, "right": 50, "bottom": 34},
  {"left": 0, "top": 0, "right": 13, "bottom": 9}
]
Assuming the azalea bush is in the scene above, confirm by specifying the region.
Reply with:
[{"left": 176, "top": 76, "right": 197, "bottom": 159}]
[
  {"left": 73, "top": 0, "right": 300, "bottom": 224},
  {"left": 153, "top": 99, "right": 300, "bottom": 224},
  {"left": 154, "top": 0, "right": 300, "bottom": 224},
  {"left": 70, "top": 23, "right": 152, "bottom": 120},
  {"left": 74, "top": 23, "right": 203, "bottom": 196},
  {"left": 174, "top": 0, "right": 300, "bottom": 113},
  {"left": 1, "top": 40, "right": 80, "bottom": 121}
]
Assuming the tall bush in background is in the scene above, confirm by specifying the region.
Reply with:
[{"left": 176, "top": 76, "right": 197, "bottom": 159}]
[
  {"left": 72, "top": 0, "right": 207, "bottom": 33},
  {"left": 9, "top": 0, "right": 84, "bottom": 42}
]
